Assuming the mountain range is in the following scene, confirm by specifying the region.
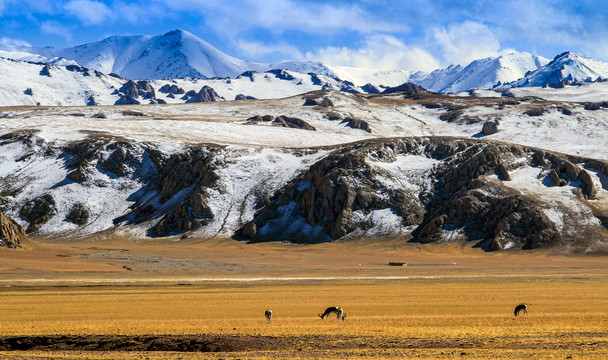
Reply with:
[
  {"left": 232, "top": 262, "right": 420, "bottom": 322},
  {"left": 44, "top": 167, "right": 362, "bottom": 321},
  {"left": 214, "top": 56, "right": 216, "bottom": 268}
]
[{"left": 2, "top": 29, "right": 608, "bottom": 103}]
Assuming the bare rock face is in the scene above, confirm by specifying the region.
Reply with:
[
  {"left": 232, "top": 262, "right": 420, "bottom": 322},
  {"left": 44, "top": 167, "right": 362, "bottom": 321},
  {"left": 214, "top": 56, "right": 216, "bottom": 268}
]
[
  {"left": 150, "top": 148, "right": 220, "bottom": 236},
  {"left": 240, "top": 142, "right": 426, "bottom": 243},
  {"left": 482, "top": 121, "right": 499, "bottom": 135},
  {"left": 0, "top": 212, "right": 27, "bottom": 248}
]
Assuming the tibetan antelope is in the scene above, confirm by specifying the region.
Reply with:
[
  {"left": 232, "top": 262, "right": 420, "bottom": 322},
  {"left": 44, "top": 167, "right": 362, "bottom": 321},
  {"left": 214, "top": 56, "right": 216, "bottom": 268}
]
[
  {"left": 514, "top": 303, "right": 528, "bottom": 316},
  {"left": 318, "top": 306, "right": 346, "bottom": 321},
  {"left": 265, "top": 309, "right": 272, "bottom": 323}
]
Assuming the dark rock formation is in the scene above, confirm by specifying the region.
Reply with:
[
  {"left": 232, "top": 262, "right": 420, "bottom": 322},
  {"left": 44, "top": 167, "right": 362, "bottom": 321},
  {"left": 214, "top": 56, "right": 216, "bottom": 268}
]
[
  {"left": 481, "top": 121, "right": 499, "bottom": 135},
  {"left": 186, "top": 86, "right": 224, "bottom": 103},
  {"left": 268, "top": 69, "right": 295, "bottom": 81},
  {"left": 40, "top": 65, "right": 52, "bottom": 77},
  {"left": 342, "top": 117, "right": 371, "bottom": 133},
  {"left": 86, "top": 95, "right": 99, "bottom": 106},
  {"left": 237, "top": 71, "right": 256, "bottom": 81},
  {"left": 66, "top": 204, "right": 90, "bottom": 225},
  {"left": 235, "top": 94, "right": 257, "bottom": 100},
  {"left": 272, "top": 116, "right": 316, "bottom": 131},
  {"left": 524, "top": 108, "right": 546, "bottom": 116},
  {"left": 0, "top": 212, "right": 27, "bottom": 248},
  {"left": 115, "top": 95, "right": 141, "bottom": 105},
  {"left": 303, "top": 92, "right": 334, "bottom": 107},
  {"left": 20, "top": 194, "right": 56, "bottom": 233},
  {"left": 67, "top": 165, "right": 87, "bottom": 183},
  {"left": 159, "top": 84, "right": 185, "bottom": 95},
  {"left": 381, "top": 82, "right": 427, "bottom": 94},
  {"left": 120, "top": 80, "right": 155, "bottom": 100},
  {"left": 361, "top": 83, "right": 381, "bottom": 94}
]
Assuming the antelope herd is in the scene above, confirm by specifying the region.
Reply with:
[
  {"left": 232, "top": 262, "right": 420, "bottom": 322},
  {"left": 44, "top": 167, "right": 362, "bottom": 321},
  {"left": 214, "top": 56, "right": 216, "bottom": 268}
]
[{"left": 264, "top": 304, "right": 529, "bottom": 323}]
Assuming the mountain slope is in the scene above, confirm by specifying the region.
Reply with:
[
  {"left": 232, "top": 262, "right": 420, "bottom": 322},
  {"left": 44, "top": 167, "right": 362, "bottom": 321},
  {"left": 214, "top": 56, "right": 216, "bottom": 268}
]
[{"left": 508, "top": 52, "right": 608, "bottom": 87}]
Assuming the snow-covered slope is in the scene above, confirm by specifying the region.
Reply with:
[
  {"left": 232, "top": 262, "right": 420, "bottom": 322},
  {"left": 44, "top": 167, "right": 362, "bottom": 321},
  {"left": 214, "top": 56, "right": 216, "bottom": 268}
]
[
  {"left": 0, "top": 56, "right": 368, "bottom": 106},
  {"left": 508, "top": 52, "right": 608, "bottom": 87},
  {"left": 0, "top": 57, "right": 123, "bottom": 106}
]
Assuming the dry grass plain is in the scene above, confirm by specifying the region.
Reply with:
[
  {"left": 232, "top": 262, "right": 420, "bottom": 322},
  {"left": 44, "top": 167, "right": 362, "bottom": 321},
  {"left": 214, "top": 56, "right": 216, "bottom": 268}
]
[{"left": 0, "top": 237, "right": 606, "bottom": 359}]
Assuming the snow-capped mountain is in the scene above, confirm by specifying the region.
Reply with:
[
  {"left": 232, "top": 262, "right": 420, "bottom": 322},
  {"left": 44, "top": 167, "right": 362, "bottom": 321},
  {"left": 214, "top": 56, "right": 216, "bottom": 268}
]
[
  {"left": 4, "top": 28, "right": 608, "bottom": 98},
  {"left": 0, "top": 30, "right": 549, "bottom": 93},
  {"left": 27, "top": 30, "right": 269, "bottom": 79},
  {"left": 415, "top": 52, "right": 550, "bottom": 93},
  {"left": 507, "top": 51, "right": 608, "bottom": 87}
]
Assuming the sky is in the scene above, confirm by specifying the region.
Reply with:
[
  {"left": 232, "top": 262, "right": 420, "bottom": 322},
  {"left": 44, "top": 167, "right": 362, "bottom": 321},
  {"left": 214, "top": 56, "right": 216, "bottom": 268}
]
[{"left": 1, "top": 0, "right": 608, "bottom": 72}]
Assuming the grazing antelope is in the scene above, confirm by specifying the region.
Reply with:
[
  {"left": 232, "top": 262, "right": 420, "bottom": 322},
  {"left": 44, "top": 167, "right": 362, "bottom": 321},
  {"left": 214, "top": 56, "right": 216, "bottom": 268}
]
[
  {"left": 514, "top": 303, "right": 528, "bottom": 316},
  {"left": 318, "top": 306, "right": 346, "bottom": 321},
  {"left": 265, "top": 309, "right": 272, "bottom": 323}
]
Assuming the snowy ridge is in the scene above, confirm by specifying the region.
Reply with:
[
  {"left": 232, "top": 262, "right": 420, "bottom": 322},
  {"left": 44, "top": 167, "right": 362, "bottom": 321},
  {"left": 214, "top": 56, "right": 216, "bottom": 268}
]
[
  {"left": 508, "top": 52, "right": 608, "bottom": 87},
  {"left": 0, "top": 30, "right": 552, "bottom": 93}
]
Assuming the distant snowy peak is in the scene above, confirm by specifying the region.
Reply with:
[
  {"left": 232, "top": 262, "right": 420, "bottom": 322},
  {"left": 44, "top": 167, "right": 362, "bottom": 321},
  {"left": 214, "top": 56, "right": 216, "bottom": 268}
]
[
  {"left": 20, "top": 30, "right": 268, "bottom": 80},
  {"left": 411, "top": 52, "right": 549, "bottom": 93},
  {"left": 508, "top": 51, "right": 608, "bottom": 87},
  {"left": 321, "top": 52, "right": 549, "bottom": 93}
]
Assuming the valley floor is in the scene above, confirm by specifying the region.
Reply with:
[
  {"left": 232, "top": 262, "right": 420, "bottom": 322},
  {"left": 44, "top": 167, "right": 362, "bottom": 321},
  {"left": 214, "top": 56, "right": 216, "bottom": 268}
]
[{"left": 0, "top": 238, "right": 607, "bottom": 359}]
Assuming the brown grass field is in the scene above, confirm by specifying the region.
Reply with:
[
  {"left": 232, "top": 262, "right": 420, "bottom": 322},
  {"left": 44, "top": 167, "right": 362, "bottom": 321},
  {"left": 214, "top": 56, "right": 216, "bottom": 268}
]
[{"left": 0, "top": 237, "right": 606, "bottom": 359}]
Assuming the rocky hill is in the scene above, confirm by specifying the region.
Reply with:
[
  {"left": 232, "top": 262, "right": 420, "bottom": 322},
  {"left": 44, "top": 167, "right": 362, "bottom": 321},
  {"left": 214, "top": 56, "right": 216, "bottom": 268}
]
[
  {"left": 0, "top": 131, "right": 605, "bottom": 252},
  {"left": 0, "top": 88, "right": 607, "bottom": 252}
]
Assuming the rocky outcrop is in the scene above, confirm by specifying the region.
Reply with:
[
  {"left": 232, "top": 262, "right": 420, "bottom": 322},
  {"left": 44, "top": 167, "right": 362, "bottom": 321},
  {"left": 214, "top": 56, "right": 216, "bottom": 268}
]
[
  {"left": 150, "top": 148, "right": 220, "bottom": 236},
  {"left": 272, "top": 116, "right": 316, "bottom": 131},
  {"left": 20, "top": 194, "right": 56, "bottom": 233},
  {"left": 66, "top": 204, "right": 90, "bottom": 225},
  {"left": 343, "top": 117, "right": 371, "bottom": 133},
  {"left": 235, "top": 94, "right": 257, "bottom": 100},
  {"left": 40, "top": 64, "right": 52, "bottom": 77},
  {"left": 0, "top": 211, "right": 27, "bottom": 248},
  {"left": 481, "top": 121, "right": 499, "bottom": 135},
  {"left": 120, "top": 80, "right": 155, "bottom": 99},
  {"left": 159, "top": 84, "right": 185, "bottom": 95},
  {"left": 303, "top": 92, "right": 334, "bottom": 107},
  {"left": 185, "top": 86, "right": 224, "bottom": 103},
  {"left": 246, "top": 115, "right": 316, "bottom": 130},
  {"left": 115, "top": 95, "right": 141, "bottom": 105}
]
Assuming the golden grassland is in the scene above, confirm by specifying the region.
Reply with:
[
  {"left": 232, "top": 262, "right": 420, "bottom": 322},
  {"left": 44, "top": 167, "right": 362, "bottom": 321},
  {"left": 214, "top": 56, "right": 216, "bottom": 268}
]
[{"left": 0, "top": 238, "right": 606, "bottom": 359}]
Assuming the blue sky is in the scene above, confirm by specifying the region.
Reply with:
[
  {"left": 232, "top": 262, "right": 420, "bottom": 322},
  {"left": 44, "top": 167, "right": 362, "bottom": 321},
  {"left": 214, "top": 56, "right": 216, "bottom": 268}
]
[{"left": 1, "top": 0, "right": 608, "bottom": 71}]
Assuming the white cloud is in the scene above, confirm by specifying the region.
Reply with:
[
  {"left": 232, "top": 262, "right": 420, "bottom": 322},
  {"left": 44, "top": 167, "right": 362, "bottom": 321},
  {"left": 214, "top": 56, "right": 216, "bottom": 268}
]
[
  {"left": 236, "top": 40, "right": 303, "bottom": 62},
  {"left": 64, "top": 0, "right": 112, "bottom": 25},
  {"left": 306, "top": 34, "right": 441, "bottom": 72},
  {"left": 433, "top": 21, "right": 502, "bottom": 65},
  {"left": 0, "top": 36, "right": 31, "bottom": 50},
  {"left": 41, "top": 21, "right": 73, "bottom": 42},
  {"left": 160, "top": 0, "right": 404, "bottom": 37}
]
